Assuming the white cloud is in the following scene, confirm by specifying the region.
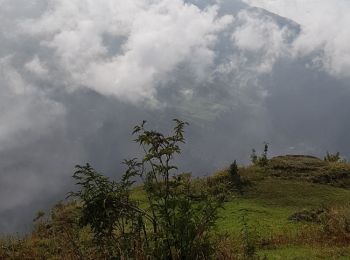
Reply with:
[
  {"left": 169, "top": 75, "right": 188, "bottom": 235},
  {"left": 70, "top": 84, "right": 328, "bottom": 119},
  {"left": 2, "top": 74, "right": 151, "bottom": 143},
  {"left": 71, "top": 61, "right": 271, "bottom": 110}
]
[
  {"left": 244, "top": 0, "right": 350, "bottom": 78},
  {"left": 22, "top": 0, "right": 233, "bottom": 104},
  {"left": 231, "top": 8, "right": 293, "bottom": 73},
  {"left": 0, "top": 56, "right": 65, "bottom": 151},
  {"left": 25, "top": 56, "right": 48, "bottom": 76}
]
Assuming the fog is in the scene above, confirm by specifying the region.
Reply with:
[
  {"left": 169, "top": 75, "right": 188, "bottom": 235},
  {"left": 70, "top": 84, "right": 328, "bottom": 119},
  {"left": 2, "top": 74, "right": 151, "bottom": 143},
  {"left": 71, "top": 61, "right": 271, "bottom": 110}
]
[{"left": 1, "top": 0, "right": 350, "bottom": 233}]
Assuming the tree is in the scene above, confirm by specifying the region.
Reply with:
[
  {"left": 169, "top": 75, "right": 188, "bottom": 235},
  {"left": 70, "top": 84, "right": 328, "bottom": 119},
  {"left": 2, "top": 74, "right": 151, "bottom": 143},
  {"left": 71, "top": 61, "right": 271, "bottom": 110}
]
[
  {"left": 229, "top": 160, "right": 242, "bottom": 192},
  {"left": 259, "top": 142, "right": 269, "bottom": 167}
]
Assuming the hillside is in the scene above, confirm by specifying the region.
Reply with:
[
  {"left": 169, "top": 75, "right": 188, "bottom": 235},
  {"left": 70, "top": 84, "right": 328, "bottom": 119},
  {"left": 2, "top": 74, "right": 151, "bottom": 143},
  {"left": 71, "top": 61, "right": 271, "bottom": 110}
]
[
  {"left": 217, "top": 155, "right": 350, "bottom": 259},
  {"left": 1, "top": 155, "right": 350, "bottom": 259}
]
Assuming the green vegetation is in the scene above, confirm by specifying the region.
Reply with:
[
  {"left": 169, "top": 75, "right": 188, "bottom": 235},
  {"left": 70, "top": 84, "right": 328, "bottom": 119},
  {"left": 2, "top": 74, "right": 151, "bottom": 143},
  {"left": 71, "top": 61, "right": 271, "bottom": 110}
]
[
  {"left": 250, "top": 143, "right": 269, "bottom": 167},
  {"left": 68, "top": 120, "right": 224, "bottom": 259},
  {"left": 324, "top": 152, "right": 344, "bottom": 163},
  {"left": 1, "top": 121, "right": 350, "bottom": 259}
]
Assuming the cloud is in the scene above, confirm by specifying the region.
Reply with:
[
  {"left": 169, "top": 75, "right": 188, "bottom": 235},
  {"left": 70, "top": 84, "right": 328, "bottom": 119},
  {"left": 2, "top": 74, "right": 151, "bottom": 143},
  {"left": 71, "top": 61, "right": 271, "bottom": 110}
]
[
  {"left": 1, "top": 0, "right": 350, "bottom": 234},
  {"left": 0, "top": 56, "right": 64, "bottom": 151},
  {"left": 25, "top": 56, "right": 48, "bottom": 76},
  {"left": 0, "top": 56, "right": 82, "bottom": 232},
  {"left": 244, "top": 0, "right": 350, "bottom": 78},
  {"left": 22, "top": 0, "right": 233, "bottom": 104},
  {"left": 231, "top": 8, "right": 296, "bottom": 73}
]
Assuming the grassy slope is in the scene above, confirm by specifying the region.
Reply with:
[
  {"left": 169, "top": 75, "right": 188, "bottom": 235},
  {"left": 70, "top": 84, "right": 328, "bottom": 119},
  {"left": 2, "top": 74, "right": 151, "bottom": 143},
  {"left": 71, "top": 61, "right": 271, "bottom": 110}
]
[
  {"left": 131, "top": 155, "right": 350, "bottom": 258},
  {"left": 219, "top": 179, "right": 350, "bottom": 233},
  {"left": 216, "top": 156, "right": 350, "bottom": 258},
  {"left": 259, "top": 246, "right": 350, "bottom": 260},
  {"left": 2, "top": 155, "right": 350, "bottom": 259}
]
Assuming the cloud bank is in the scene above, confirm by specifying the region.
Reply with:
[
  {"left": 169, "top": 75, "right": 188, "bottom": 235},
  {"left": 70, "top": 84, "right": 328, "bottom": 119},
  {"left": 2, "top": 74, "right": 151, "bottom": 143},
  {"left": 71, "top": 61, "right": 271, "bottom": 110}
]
[
  {"left": 22, "top": 0, "right": 233, "bottom": 104},
  {"left": 244, "top": 0, "right": 350, "bottom": 78},
  {"left": 1, "top": 0, "right": 350, "bottom": 233}
]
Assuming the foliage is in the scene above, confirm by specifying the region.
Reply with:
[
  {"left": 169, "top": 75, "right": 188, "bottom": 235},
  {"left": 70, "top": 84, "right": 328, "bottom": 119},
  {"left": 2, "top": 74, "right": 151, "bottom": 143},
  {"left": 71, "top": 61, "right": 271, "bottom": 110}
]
[
  {"left": 239, "top": 210, "right": 257, "bottom": 259},
  {"left": 70, "top": 119, "right": 224, "bottom": 259},
  {"left": 250, "top": 143, "right": 269, "bottom": 167},
  {"left": 69, "top": 164, "right": 143, "bottom": 258},
  {"left": 250, "top": 149, "right": 258, "bottom": 165},
  {"left": 4, "top": 145, "right": 350, "bottom": 258},
  {"left": 0, "top": 201, "right": 98, "bottom": 259},
  {"left": 229, "top": 160, "right": 239, "bottom": 182},
  {"left": 229, "top": 160, "right": 243, "bottom": 193},
  {"left": 324, "top": 151, "right": 345, "bottom": 162}
]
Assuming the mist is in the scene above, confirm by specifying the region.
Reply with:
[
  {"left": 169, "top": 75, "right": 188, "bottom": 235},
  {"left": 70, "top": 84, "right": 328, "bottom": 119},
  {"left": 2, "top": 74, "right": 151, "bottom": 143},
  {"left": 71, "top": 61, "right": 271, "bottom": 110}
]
[{"left": 1, "top": 0, "right": 350, "bottom": 233}]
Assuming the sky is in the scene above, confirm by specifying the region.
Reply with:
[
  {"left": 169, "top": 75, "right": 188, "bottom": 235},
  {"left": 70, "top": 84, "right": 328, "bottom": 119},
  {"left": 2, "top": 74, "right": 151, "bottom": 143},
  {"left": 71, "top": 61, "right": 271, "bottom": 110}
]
[{"left": 1, "top": 0, "right": 350, "bottom": 233}]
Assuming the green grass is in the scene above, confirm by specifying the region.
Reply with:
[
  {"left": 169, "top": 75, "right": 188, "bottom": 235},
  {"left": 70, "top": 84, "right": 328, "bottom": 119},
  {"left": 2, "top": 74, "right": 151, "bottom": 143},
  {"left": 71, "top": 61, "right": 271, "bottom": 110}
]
[
  {"left": 2, "top": 154, "right": 350, "bottom": 259},
  {"left": 259, "top": 246, "right": 350, "bottom": 259},
  {"left": 218, "top": 198, "right": 299, "bottom": 235},
  {"left": 214, "top": 156, "right": 350, "bottom": 258},
  {"left": 217, "top": 177, "right": 350, "bottom": 233},
  {"left": 245, "top": 178, "right": 350, "bottom": 208}
]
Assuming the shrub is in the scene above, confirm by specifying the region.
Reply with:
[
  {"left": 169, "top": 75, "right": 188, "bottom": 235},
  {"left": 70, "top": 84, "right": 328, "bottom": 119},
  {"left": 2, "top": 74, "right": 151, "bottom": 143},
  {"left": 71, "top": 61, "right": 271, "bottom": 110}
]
[
  {"left": 324, "top": 151, "right": 345, "bottom": 163},
  {"left": 250, "top": 149, "right": 258, "bottom": 165},
  {"left": 229, "top": 160, "right": 243, "bottom": 192},
  {"left": 251, "top": 143, "right": 269, "bottom": 167},
  {"left": 70, "top": 119, "right": 224, "bottom": 259},
  {"left": 239, "top": 210, "right": 257, "bottom": 259}
]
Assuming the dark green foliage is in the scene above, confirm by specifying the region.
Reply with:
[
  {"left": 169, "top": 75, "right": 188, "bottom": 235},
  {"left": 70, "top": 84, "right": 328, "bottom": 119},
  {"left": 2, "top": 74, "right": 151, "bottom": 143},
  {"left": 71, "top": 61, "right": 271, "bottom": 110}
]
[
  {"left": 229, "top": 160, "right": 243, "bottom": 192},
  {"left": 70, "top": 119, "right": 224, "bottom": 259},
  {"left": 261, "top": 142, "right": 269, "bottom": 166},
  {"left": 324, "top": 151, "right": 343, "bottom": 162},
  {"left": 69, "top": 164, "right": 144, "bottom": 258},
  {"left": 251, "top": 143, "right": 269, "bottom": 167},
  {"left": 229, "top": 160, "right": 239, "bottom": 179},
  {"left": 250, "top": 149, "right": 257, "bottom": 165}
]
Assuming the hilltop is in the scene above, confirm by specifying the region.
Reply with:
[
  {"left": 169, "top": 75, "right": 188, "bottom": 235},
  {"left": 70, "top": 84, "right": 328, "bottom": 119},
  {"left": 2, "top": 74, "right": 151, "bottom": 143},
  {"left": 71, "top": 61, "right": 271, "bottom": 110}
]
[{"left": 1, "top": 154, "right": 350, "bottom": 259}]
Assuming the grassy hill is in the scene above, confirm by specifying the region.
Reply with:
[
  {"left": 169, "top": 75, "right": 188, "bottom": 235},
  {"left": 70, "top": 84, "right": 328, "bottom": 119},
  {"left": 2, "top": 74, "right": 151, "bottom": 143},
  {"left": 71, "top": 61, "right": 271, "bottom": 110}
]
[
  {"left": 1, "top": 155, "right": 350, "bottom": 259},
  {"left": 216, "top": 155, "right": 350, "bottom": 259}
]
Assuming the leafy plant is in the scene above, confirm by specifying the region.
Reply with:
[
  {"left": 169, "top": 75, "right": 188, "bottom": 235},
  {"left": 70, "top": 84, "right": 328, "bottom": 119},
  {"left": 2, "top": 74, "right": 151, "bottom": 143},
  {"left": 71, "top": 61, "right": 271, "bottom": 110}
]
[
  {"left": 239, "top": 210, "right": 257, "bottom": 259},
  {"left": 229, "top": 160, "right": 243, "bottom": 193},
  {"left": 70, "top": 164, "right": 143, "bottom": 258},
  {"left": 70, "top": 119, "right": 224, "bottom": 259},
  {"left": 251, "top": 143, "right": 269, "bottom": 167},
  {"left": 324, "top": 151, "right": 345, "bottom": 162},
  {"left": 250, "top": 149, "right": 258, "bottom": 165}
]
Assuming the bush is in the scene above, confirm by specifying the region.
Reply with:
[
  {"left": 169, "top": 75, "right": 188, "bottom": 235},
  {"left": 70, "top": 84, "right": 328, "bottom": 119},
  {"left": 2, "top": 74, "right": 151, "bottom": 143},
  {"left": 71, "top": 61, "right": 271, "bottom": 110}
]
[
  {"left": 250, "top": 150, "right": 258, "bottom": 165},
  {"left": 229, "top": 160, "right": 243, "bottom": 192},
  {"left": 324, "top": 152, "right": 345, "bottom": 163},
  {"left": 70, "top": 119, "right": 224, "bottom": 259},
  {"left": 251, "top": 143, "right": 269, "bottom": 167}
]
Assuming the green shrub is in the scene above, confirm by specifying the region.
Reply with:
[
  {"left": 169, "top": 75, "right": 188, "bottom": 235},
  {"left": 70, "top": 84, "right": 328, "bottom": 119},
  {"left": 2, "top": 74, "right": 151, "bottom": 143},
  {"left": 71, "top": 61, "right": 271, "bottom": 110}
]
[
  {"left": 250, "top": 149, "right": 258, "bottom": 165},
  {"left": 70, "top": 119, "right": 224, "bottom": 259},
  {"left": 251, "top": 143, "right": 269, "bottom": 167},
  {"left": 324, "top": 151, "right": 345, "bottom": 163},
  {"left": 229, "top": 160, "right": 243, "bottom": 192}
]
